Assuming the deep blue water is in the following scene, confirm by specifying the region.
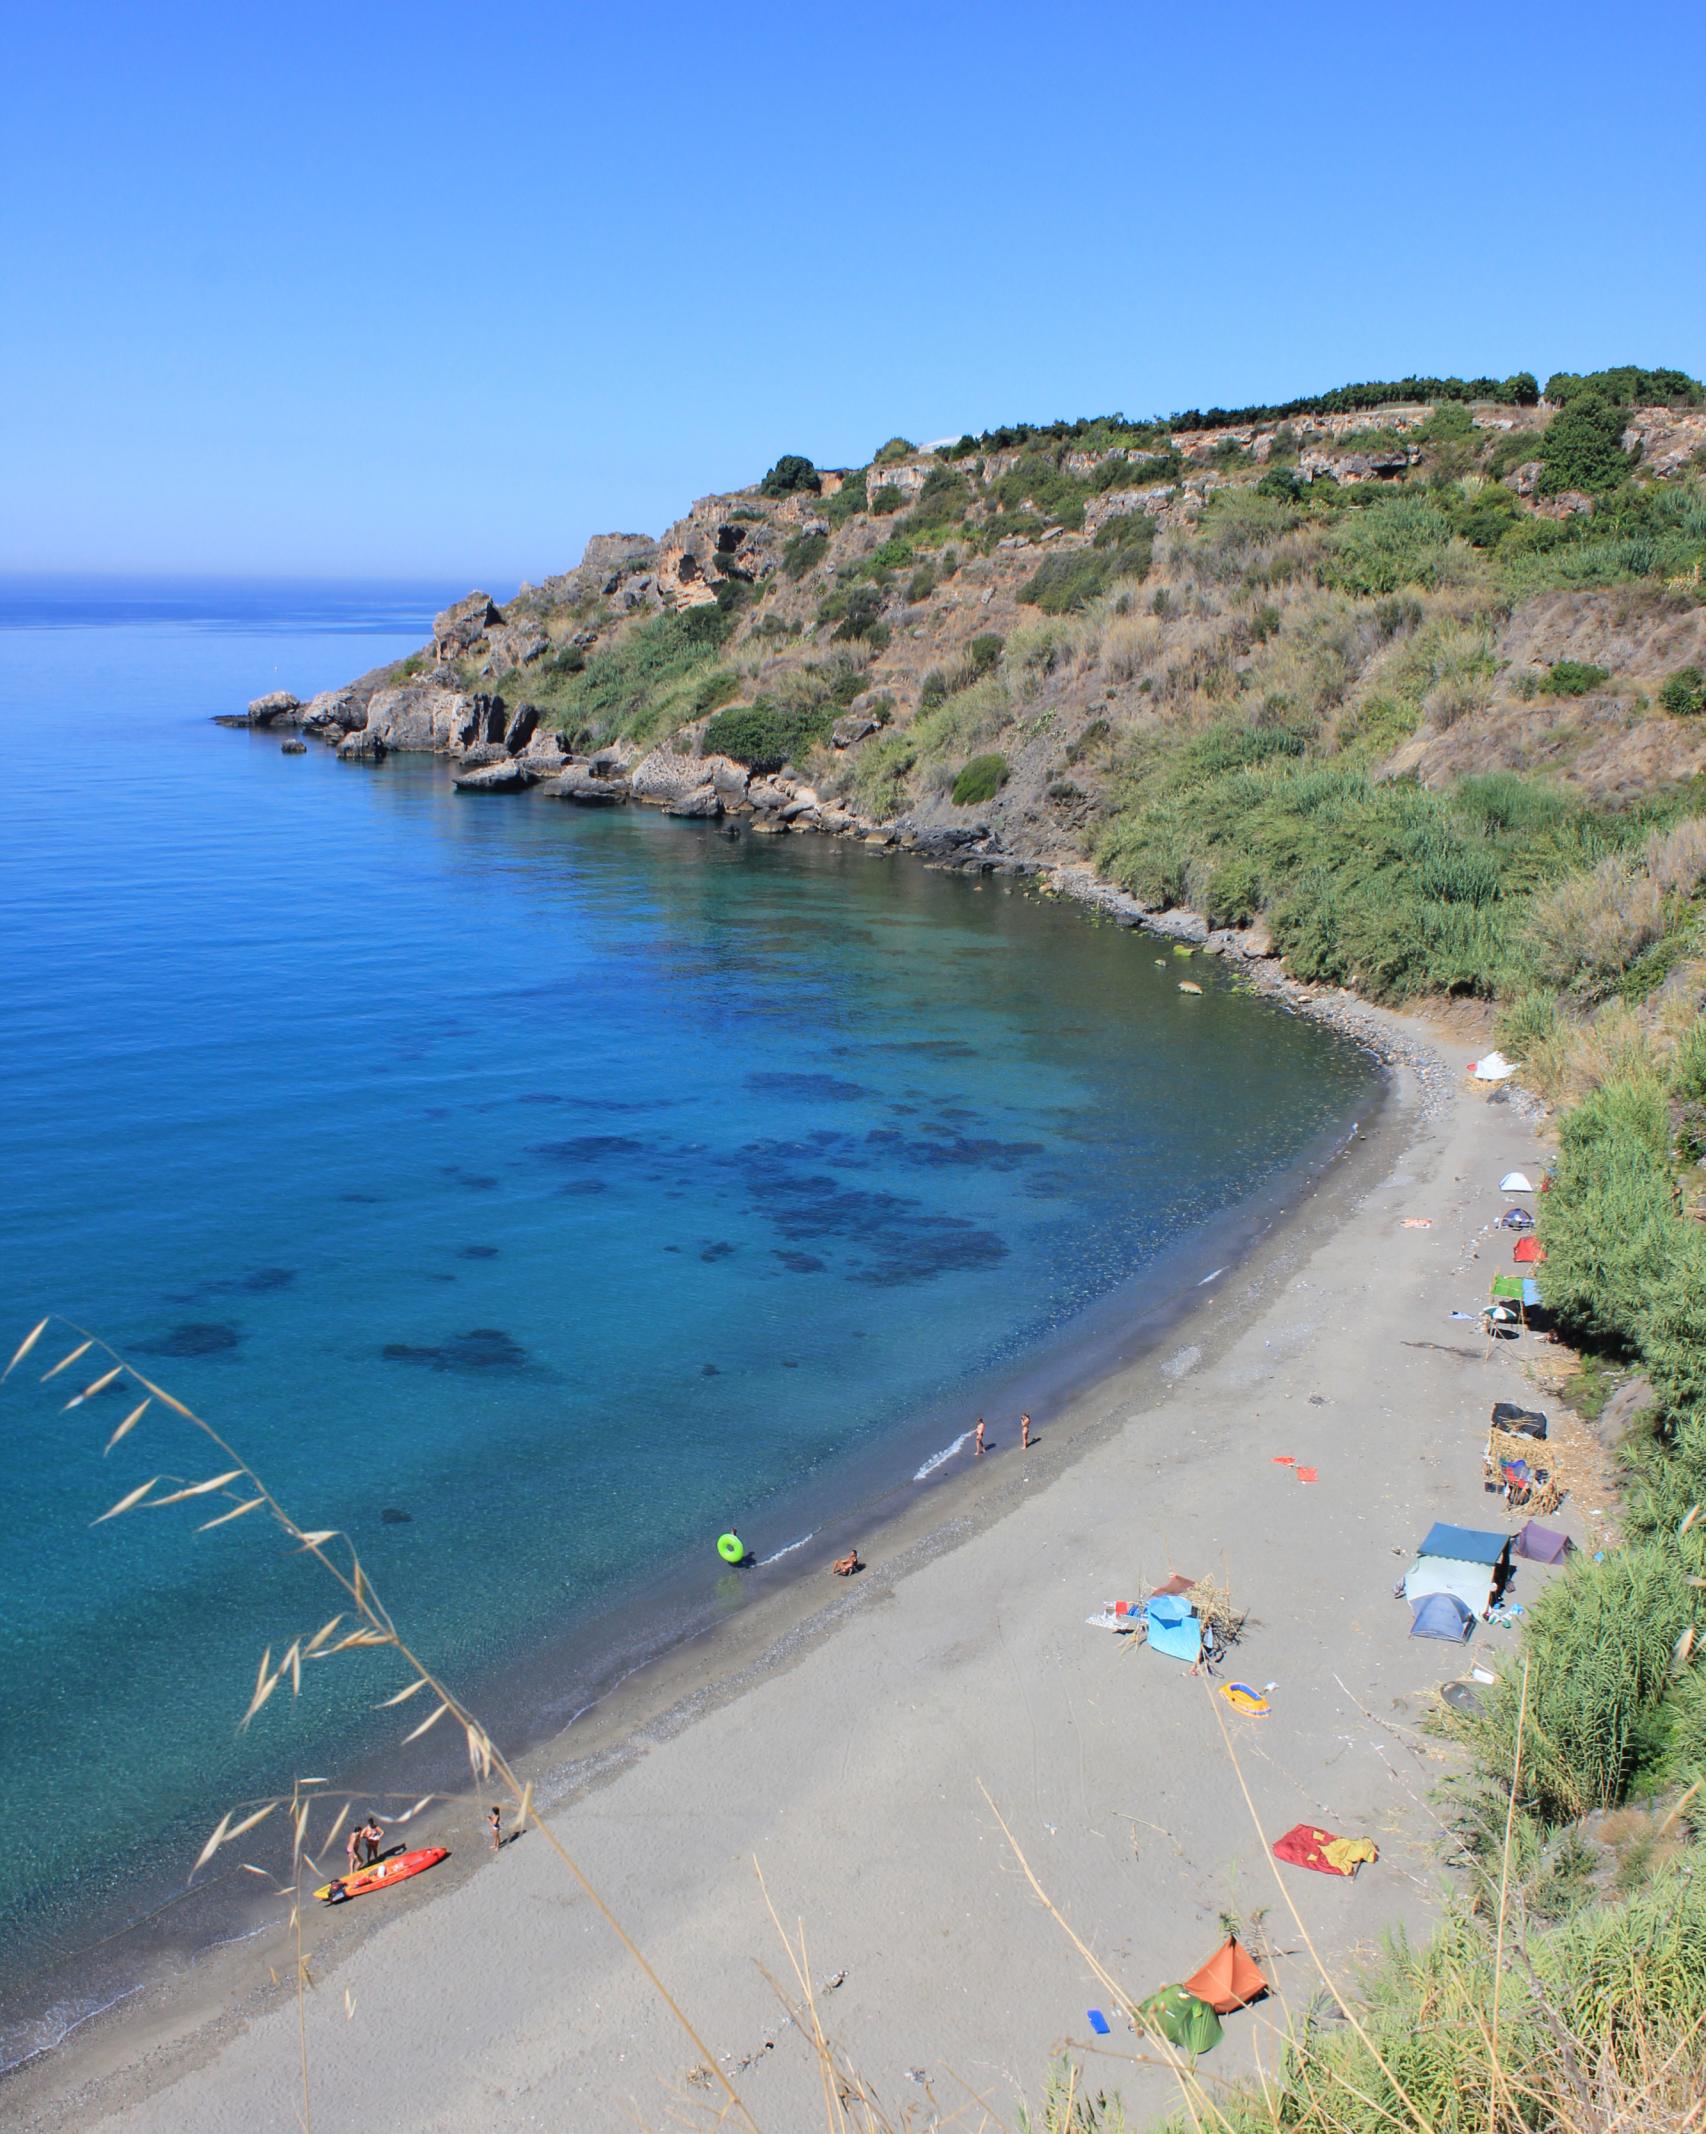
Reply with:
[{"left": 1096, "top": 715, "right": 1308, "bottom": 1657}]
[{"left": 0, "top": 577, "right": 1377, "bottom": 2065}]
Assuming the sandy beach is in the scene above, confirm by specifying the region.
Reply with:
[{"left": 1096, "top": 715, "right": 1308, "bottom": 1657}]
[{"left": 13, "top": 994, "right": 1570, "bottom": 2134}]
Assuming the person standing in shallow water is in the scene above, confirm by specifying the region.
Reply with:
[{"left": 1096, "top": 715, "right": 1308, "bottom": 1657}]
[{"left": 974, "top": 1417, "right": 986, "bottom": 1457}]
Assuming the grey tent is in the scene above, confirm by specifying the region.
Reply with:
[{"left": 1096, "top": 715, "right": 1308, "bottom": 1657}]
[
  {"left": 1404, "top": 1523, "right": 1514, "bottom": 1615},
  {"left": 1514, "top": 1522, "right": 1572, "bottom": 1564},
  {"left": 1409, "top": 1592, "right": 1476, "bottom": 1641}
]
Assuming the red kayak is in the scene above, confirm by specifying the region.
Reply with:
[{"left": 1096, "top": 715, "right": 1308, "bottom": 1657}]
[{"left": 315, "top": 1846, "right": 448, "bottom": 1904}]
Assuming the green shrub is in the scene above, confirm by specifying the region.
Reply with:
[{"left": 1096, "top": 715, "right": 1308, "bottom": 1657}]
[
  {"left": 1539, "top": 390, "right": 1632, "bottom": 495},
  {"left": 905, "top": 465, "right": 971, "bottom": 534},
  {"left": 951, "top": 753, "right": 1009, "bottom": 806},
  {"left": 1660, "top": 665, "right": 1706, "bottom": 716},
  {"left": 826, "top": 585, "right": 886, "bottom": 642},
  {"left": 539, "top": 603, "right": 740, "bottom": 747},
  {"left": 822, "top": 471, "right": 867, "bottom": 525},
  {"left": 1462, "top": 1541, "right": 1697, "bottom": 1820},
  {"left": 1323, "top": 492, "right": 1458, "bottom": 595},
  {"left": 1494, "top": 989, "right": 1564, "bottom": 1061},
  {"left": 782, "top": 529, "right": 829, "bottom": 580},
  {"left": 1545, "top": 365, "right": 1704, "bottom": 409},
  {"left": 1541, "top": 658, "right": 1610, "bottom": 696},
  {"left": 1020, "top": 532, "right": 1151, "bottom": 614},
  {"left": 1539, "top": 1074, "right": 1679, "bottom": 1351},
  {"left": 702, "top": 697, "right": 830, "bottom": 774},
  {"left": 759, "top": 454, "right": 820, "bottom": 498},
  {"left": 990, "top": 453, "right": 1092, "bottom": 530}
]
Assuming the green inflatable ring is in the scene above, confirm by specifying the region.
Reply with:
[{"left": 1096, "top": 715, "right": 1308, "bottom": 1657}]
[{"left": 717, "top": 1531, "right": 745, "bottom": 1565}]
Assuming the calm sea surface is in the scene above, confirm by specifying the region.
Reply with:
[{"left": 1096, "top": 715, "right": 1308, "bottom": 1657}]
[{"left": 0, "top": 577, "right": 1378, "bottom": 2066}]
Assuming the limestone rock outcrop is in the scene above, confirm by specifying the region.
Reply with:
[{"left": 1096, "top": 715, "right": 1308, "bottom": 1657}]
[
  {"left": 630, "top": 747, "right": 722, "bottom": 815},
  {"left": 246, "top": 690, "right": 302, "bottom": 726}
]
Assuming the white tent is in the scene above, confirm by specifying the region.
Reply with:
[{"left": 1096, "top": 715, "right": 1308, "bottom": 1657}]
[
  {"left": 1403, "top": 1556, "right": 1498, "bottom": 1615},
  {"left": 1470, "top": 1051, "right": 1516, "bottom": 1083},
  {"left": 1499, "top": 1171, "right": 1536, "bottom": 1193}
]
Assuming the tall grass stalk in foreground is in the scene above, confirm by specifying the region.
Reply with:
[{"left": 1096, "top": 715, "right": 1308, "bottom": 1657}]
[{"left": 5, "top": 1315, "right": 761, "bottom": 2134}]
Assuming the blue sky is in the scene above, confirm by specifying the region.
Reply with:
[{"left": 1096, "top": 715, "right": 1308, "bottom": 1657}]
[{"left": 9, "top": 0, "right": 1703, "bottom": 584}]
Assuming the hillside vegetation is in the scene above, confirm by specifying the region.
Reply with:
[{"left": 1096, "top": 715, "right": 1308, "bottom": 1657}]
[{"left": 429, "top": 363, "right": 1706, "bottom": 1023}]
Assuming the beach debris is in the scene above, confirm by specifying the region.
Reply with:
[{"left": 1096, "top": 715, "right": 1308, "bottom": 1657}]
[{"left": 1272, "top": 1824, "right": 1378, "bottom": 1877}]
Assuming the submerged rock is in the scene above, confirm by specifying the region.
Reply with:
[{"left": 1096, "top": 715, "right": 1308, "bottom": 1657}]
[
  {"left": 381, "top": 1327, "right": 532, "bottom": 1373},
  {"left": 134, "top": 1321, "right": 243, "bottom": 1358}
]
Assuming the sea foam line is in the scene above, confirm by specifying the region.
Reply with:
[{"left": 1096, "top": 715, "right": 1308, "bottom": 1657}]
[
  {"left": 914, "top": 1430, "right": 970, "bottom": 1481},
  {"left": 0, "top": 1981, "right": 144, "bottom": 2075},
  {"left": 757, "top": 1532, "right": 815, "bottom": 1566}
]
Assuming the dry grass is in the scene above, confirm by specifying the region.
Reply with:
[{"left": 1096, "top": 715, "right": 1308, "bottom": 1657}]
[
  {"left": 1528, "top": 859, "right": 1669, "bottom": 988},
  {"left": 1646, "top": 815, "right": 1706, "bottom": 897}
]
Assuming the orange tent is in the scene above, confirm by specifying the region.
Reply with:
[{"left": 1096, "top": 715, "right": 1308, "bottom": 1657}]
[{"left": 1183, "top": 1936, "right": 1269, "bottom": 2014}]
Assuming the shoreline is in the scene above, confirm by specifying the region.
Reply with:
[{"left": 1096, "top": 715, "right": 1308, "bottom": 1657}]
[
  {"left": 2, "top": 978, "right": 1383, "bottom": 2103},
  {"left": 8, "top": 968, "right": 1542, "bottom": 2134},
  {"left": 0, "top": 793, "right": 1387, "bottom": 2087}
]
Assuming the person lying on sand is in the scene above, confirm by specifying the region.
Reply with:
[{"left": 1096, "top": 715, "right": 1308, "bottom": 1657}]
[{"left": 832, "top": 1548, "right": 863, "bottom": 1577}]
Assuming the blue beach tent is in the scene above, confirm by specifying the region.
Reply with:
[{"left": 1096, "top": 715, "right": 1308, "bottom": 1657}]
[
  {"left": 1409, "top": 1592, "right": 1475, "bottom": 1642},
  {"left": 1145, "top": 1594, "right": 1203, "bottom": 1664}
]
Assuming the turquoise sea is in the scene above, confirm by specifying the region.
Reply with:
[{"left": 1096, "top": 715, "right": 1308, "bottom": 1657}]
[{"left": 0, "top": 577, "right": 1379, "bottom": 2068}]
